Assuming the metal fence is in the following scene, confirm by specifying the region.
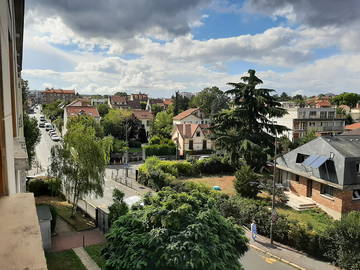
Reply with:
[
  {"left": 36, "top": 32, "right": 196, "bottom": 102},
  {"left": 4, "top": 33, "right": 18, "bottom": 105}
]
[
  {"left": 77, "top": 199, "right": 97, "bottom": 220},
  {"left": 109, "top": 168, "right": 138, "bottom": 188}
]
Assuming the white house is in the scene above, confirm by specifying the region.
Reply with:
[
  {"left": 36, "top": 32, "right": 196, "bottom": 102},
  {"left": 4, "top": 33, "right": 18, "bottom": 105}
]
[
  {"left": 172, "top": 108, "right": 209, "bottom": 125},
  {"left": 132, "top": 110, "right": 154, "bottom": 136},
  {"left": 172, "top": 124, "right": 214, "bottom": 156}
]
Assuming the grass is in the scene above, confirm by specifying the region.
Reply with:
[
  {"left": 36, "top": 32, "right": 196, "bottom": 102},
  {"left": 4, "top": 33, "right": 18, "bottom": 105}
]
[
  {"left": 185, "top": 175, "right": 236, "bottom": 195},
  {"left": 36, "top": 196, "right": 95, "bottom": 231},
  {"left": 277, "top": 206, "right": 334, "bottom": 232},
  {"left": 85, "top": 244, "right": 107, "bottom": 270},
  {"left": 46, "top": 250, "right": 86, "bottom": 270}
]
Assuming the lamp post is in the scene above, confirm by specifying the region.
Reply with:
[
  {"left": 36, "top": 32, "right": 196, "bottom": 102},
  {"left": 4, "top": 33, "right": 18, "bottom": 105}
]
[{"left": 270, "top": 121, "right": 278, "bottom": 245}]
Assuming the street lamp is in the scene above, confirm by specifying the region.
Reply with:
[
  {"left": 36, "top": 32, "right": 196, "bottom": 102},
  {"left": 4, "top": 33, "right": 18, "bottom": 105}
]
[{"left": 270, "top": 121, "right": 278, "bottom": 245}]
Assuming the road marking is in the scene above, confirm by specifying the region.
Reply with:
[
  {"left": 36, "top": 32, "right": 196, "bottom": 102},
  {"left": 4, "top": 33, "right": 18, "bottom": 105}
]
[{"left": 263, "top": 256, "right": 277, "bottom": 264}]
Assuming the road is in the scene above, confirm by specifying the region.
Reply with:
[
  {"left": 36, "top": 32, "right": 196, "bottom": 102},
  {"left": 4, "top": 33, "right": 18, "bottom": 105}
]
[
  {"left": 30, "top": 107, "right": 295, "bottom": 269},
  {"left": 241, "top": 249, "right": 295, "bottom": 270}
]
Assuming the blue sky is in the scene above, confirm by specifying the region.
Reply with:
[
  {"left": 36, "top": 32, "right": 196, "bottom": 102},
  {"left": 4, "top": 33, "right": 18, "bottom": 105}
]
[{"left": 22, "top": 0, "right": 360, "bottom": 97}]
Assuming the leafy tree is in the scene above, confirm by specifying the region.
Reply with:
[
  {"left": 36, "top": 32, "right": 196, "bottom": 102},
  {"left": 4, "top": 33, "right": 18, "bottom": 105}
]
[
  {"left": 23, "top": 113, "right": 41, "bottom": 165},
  {"left": 331, "top": 92, "right": 360, "bottom": 108},
  {"left": 292, "top": 94, "right": 304, "bottom": 100},
  {"left": 108, "top": 189, "right": 128, "bottom": 225},
  {"left": 21, "top": 79, "right": 30, "bottom": 111},
  {"left": 42, "top": 100, "right": 64, "bottom": 121},
  {"left": 152, "top": 111, "right": 173, "bottom": 138},
  {"left": 211, "top": 70, "right": 288, "bottom": 171},
  {"left": 189, "top": 86, "right": 229, "bottom": 115},
  {"left": 173, "top": 91, "right": 190, "bottom": 115},
  {"left": 151, "top": 104, "right": 164, "bottom": 115},
  {"left": 297, "top": 130, "right": 317, "bottom": 146},
  {"left": 97, "top": 103, "right": 110, "bottom": 117},
  {"left": 279, "top": 92, "right": 290, "bottom": 101},
  {"left": 102, "top": 188, "right": 248, "bottom": 270},
  {"left": 53, "top": 117, "right": 64, "bottom": 133},
  {"left": 102, "top": 109, "right": 140, "bottom": 140},
  {"left": 114, "top": 92, "right": 128, "bottom": 97},
  {"left": 140, "top": 101, "right": 147, "bottom": 110},
  {"left": 323, "top": 211, "right": 360, "bottom": 270},
  {"left": 234, "top": 165, "right": 260, "bottom": 198},
  {"left": 67, "top": 114, "right": 104, "bottom": 138},
  {"left": 49, "top": 123, "right": 113, "bottom": 216},
  {"left": 112, "top": 139, "right": 129, "bottom": 154}
]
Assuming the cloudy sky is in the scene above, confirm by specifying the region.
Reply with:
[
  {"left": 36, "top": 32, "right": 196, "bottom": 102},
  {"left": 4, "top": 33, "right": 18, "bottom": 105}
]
[{"left": 23, "top": 0, "right": 360, "bottom": 97}]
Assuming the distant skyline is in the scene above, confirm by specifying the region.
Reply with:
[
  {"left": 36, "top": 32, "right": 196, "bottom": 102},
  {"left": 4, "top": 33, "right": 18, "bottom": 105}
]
[{"left": 23, "top": 0, "right": 360, "bottom": 98}]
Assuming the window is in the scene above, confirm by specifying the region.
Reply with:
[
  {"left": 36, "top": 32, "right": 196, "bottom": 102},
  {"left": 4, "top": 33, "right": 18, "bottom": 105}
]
[
  {"left": 353, "top": 189, "right": 360, "bottom": 200},
  {"left": 296, "top": 153, "right": 309, "bottom": 163},
  {"left": 189, "top": 140, "right": 193, "bottom": 150},
  {"left": 146, "top": 120, "right": 150, "bottom": 126},
  {"left": 309, "top": 111, "right": 317, "bottom": 117},
  {"left": 196, "top": 131, "right": 200, "bottom": 137},
  {"left": 295, "top": 175, "right": 300, "bottom": 182},
  {"left": 320, "top": 184, "right": 334, "bottom": 197},
  {"left": 308, "top": 122, "right": 315, "bottom": 127},
  {"left": 356, "top": 163, "right": 360, "bottom": 174},
  {"left": 203, "top": 140, "right": 207, "bottom": 150},
  {"left": 328, "top": 111, "right": 335, "bottom": 118},
  {"left": 320, "top": 111, "right": 327, "bottom": 119}
]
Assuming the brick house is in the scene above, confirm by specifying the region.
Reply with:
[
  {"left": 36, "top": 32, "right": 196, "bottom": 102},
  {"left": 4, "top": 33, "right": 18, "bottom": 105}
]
[
  {"left": 276, "top": 135, "right": 360, "bottom": 219},
  {"left": 41, "top": 89, "right": 76, "bottom": 104}
]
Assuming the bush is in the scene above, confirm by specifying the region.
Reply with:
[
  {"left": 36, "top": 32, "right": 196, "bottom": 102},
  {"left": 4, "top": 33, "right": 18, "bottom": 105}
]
[
  {"left": 48, "top": 205, "right": 57, "bottom": 233},
  {"left": 234, "top": 166, "right": 260, "bottom": 198},
  {"left": 144, "top": 144, "right": 176, "bottom": 156},
  {"left": 28, "top": 179, "right": 49, "bottom": 196},
  {"left": 128, "top": 139, "right": 142, "bottom": 148},
  {"left": 185, "top": 149, "right": 214, "bottom": 155},
  {"left": 46, "top": 178, "right": 62, "bottom": 197},
  {"left": 194, "top": 156, "right": 234, "bottom": 175}
]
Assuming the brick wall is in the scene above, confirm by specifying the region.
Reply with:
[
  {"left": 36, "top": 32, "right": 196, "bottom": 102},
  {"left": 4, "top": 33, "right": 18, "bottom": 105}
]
[
  {"left": 311, "top": 181, "right": 343, "bottom": 213},
  {"left": 289, "top": 175, "right": 307, "bottom": 197},
  {"left": 340, "top": 190, "right": 360, "bottom": 213}
]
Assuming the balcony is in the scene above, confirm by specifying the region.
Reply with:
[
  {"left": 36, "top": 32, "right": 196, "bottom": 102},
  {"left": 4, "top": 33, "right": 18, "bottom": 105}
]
[{"left": 0, "top": 193, "right": 47, "bottom": 270}]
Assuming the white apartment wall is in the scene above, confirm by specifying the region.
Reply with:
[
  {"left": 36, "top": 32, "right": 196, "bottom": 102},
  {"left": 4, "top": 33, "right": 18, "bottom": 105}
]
[{"left": 272, "top": 108, "right": 298, "bottom": 141}]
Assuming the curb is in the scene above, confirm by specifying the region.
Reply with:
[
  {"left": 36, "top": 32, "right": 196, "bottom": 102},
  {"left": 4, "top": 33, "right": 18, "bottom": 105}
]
[{"left": 249, "top": 244, "right": 307, "bottom": 270}]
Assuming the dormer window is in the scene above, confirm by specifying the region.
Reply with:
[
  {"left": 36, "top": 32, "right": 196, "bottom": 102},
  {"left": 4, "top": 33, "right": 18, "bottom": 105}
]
[{"left": 196, "top": 131, "right": 201, "bottom": 137}]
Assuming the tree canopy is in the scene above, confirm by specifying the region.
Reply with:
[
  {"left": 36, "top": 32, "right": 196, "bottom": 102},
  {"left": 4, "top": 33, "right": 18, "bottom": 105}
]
[
  {"left": 97, "top": 103, "right": 110, "bottom": 117},
  {"left": 67, "top": 114, "right": 104, "bottom": 138},
  {"left": 211, "top": 69, "right": 288, "bottom": 171},
  {"left": 331, "top": 92, "right": 360, "bottom": 108},
  {"left": 103, "top": 188, "right": 248, "bottom": 270},
  {"left": 23, "top": 113, "right": 41, "bottom": 165},
  {"left": 189, "top": 86, "right": 229, "bottom": 115},
  {"left": 102, "top": 109, "right": 140, "bottom": 140},
  {"left": 151, "top": 111, "right": 173, "bottom": 138},
  {"left": 114, "top": 92, "right": 128, "bottom": 97}
]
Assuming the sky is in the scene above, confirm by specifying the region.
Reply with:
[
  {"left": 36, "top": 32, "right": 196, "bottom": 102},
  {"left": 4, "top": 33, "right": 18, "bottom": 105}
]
[{"left": 23, "top": 0, "right": 360, "bottom": 98}]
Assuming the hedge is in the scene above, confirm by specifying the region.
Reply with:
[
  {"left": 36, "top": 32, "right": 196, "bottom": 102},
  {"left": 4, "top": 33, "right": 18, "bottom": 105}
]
[
  {"left": 28, "top": 178, "right": 62, "bottom": 197},
  {"left": 144, "top": 144, "right": 176, "bottom": 156}
]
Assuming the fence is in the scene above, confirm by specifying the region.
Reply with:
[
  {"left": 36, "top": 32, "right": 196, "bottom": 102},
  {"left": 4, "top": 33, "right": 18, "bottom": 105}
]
[{"left": 77, "top": 199, "right": 97, "bottom": 220}]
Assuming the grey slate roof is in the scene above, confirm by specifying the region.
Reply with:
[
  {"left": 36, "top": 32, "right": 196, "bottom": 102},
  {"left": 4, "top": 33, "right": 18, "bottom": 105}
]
[{"left": 323, "top": 135, "right": 360, "bottom": 157}]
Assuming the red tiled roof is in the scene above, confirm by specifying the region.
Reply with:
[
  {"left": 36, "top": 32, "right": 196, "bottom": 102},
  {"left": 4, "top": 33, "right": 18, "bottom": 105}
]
[
  {"left": 342, "top": 128, "right": 360, "bottom": 136},
  {"left": 132, "top": 110, "right": 154, "bottom": 120},
  {"left": 174, "top": 124, "right": 209, "bottom": 138},
  {"left": 68, "top": 98, "right": 91, "bottom": 106},
  {"left": 149, "top": 98, "right": 164, "bottom": 105},
  {"left": 345, "top": 122, "right": 360, "bottom": 130},
  {"left": 316, "top": 100, "right": 332, "bottom": 107},
  {"left": 110, "top": 96, "right": 127, "bottom": 103},
  {"left": 173, "top": 108, "right": 200, "bottom": 120},
  {"left": 163, "top": 98, "right": 173, "bottom": 106},
  {"left": 66, "top": 106, "right": 100, "bottom": 117},
  {"left": 42, "top": 89, "right": 75, "bottom": 94}
]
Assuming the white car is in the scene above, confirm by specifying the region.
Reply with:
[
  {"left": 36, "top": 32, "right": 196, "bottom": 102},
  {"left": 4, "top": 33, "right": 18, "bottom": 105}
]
[
  {"left": 51, "top": 135, "right": 61, "bottom": 142},
  {"left": 199, "top": 155, "right": 210, "bottom": 160},
  {"left": 49, "top": 130, "right": 57, "bottom": 136},
  {"left": 45, "top": 123, "right": 53, "bottom": 131}
]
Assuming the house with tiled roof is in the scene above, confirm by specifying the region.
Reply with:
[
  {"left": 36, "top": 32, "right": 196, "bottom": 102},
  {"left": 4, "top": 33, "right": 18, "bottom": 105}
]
[
  {"left": 131, "top": 110, "right": 154, "bottom": 136},
  {"left": 172, "top": 124, "right": 214, "bottom": 156},
  {"left": 41, "top": 89, "right": 76, "bottom": 104},
  {"left": 145, "top": 98, "right": 173, "bottom": 112},
  {"left": 109, "top": 95, "right": 128, "bottom": 109},
  {"left": 172, "top": 108, "right": 209, "bottom": 125},
  {"left": 345, "top": 122, "right": 360, "bottom": 131}
]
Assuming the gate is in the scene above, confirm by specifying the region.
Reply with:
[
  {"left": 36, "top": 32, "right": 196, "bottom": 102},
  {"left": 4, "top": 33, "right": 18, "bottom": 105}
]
[{"left": 96, "top": 208, "right": 110, "bottom": 234}]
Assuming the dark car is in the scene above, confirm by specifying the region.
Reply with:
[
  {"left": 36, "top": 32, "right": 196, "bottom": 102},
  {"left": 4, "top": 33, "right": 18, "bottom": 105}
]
[{"left": 39, "top": 122, "right": 45, "bottom": 128}]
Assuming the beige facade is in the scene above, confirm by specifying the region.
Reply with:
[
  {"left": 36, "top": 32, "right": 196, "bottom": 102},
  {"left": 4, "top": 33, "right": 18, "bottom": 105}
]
[{"left": 0, "top": 0, "right": 47, "bottom": 269}]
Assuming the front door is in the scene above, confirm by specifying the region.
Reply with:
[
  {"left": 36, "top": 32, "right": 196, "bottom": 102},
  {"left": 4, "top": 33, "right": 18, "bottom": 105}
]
[
  {"left": 307, "top": 179, "right": 313, "bottom": 197},
  {"left": 202, "top": 140, "right": 207, "bottom": 150}
]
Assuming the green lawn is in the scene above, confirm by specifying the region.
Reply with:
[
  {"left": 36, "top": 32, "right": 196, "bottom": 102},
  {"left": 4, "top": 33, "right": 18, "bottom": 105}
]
[
  {"left": 277, "top": 206, "right": 334, "bottom": 232},
  {"left": 46, "top": 250, "right": 86, "bottom": 270},
  {"left": 85, "top": 244, "right": 107, "bottom": 270},
  {"left": 36, "top": 196, "right": 95, "bottom": 231}
]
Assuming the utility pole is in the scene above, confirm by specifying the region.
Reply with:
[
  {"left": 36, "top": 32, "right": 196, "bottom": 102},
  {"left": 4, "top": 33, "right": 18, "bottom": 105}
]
[{"left": 270, "top": 121, "right": 277, "bottom": 245}]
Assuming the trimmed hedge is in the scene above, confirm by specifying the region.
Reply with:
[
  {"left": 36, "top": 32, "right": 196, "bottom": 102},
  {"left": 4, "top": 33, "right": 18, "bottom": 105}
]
[
  {"left": 28, "top": 178, "right": 62, "bottom": 197},
  {"left": 185, "top": 149, "right": 214, "bottom": 155},
  {"left": 144, "top": 144, "right": 176, "bottom": 156}
]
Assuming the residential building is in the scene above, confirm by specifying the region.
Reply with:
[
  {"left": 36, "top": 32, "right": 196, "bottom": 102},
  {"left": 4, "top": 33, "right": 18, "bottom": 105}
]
[
  {"left": 91, "top": 97, "right": 108, "bottom": 106},
  {"left": 172, "top": 124, "right": 214, "bottom": 156},
  {"left": 276, "top": 135, "right": 360, "bottom": 219},
  {"left": 293, "top": 107, "right": 345, "bottom": 141},
  {"left": 0, "top": 0, "right": 47, "bottom": 268},
  {"left": 128, "top": 92, "right": 148, "bottom": 102},
  {"left": 179, "top": 91, "right": 194, "bottom": 99},
  {"left": 145, "top": 98, "right": 166, "bottom": 111},
  {"left": 109, "top": 95, "right": 128, "bottom": 109},
  {"left": 345, "top": 122, "right": 360, "bottom": 131},
  {"left": 272, "top": 107, "right": 298, "bottom": 141},
  {"left": 132, "top": 110, "right": 154, "bottom": 136},
  {"left": 62, "top": 100, "right": 100, "bottom": 135},
  {"left": 41, "top": 88, "right": 76, "bottom": 104},
  {"left": 173, "top": 108, "right": 209, "bottom": 125}
]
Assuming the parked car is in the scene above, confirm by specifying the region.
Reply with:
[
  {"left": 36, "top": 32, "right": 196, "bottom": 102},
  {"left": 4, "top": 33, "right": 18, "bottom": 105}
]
[
  {"left": 51, "top": 135, "right": 61, "bottom": 142},
  {"left": 199, "top": 155, "right": 210, "bottom": 160},
  {"left": 40, "top": 116, "right": 45, "bottom": 122},
  {"left": 49, "top": 130, "right": 57, "bottom": 136},
  {"left": 45, "top": 123, "right": 53, "bottom": 131},
  {"left": 39, "top": 122, "right": 45, "bottom": 128}
]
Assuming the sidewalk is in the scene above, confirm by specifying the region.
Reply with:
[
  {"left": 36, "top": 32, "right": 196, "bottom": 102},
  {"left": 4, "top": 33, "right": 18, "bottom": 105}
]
[
  {"left": 244, "top": 228, "right": 339, "bottom": 270},
  {"left": 73, "top": 247, "right": 101, "bottom": 270}
]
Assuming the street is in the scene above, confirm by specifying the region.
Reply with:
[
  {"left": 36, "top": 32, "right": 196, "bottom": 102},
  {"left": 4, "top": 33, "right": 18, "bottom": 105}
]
[{"left": 30, "top": 107, "right": 295, "bottom": 270}]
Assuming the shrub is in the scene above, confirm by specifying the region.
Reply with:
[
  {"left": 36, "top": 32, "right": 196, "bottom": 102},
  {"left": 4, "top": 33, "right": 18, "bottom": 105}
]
[
  {"left": 28, "top": 179, "right": 49, "bottom": 196},
  {"left": 128, "top": 139, "right": 142, "bottom": 148},
  {"left": 48, "top": 205, "right": 57, "bottom": 233},
  {"left": 108, "top": 189, "right": 128, "bottom": 226},
  {"left": 234, "top": 166, "right": 260, "bottom": 198},
  {"left": 46, "top": 178, "right": 62, "bottom": 197},
  {"left": 194, "top": 156, "right": 234, "bottom": 175}
]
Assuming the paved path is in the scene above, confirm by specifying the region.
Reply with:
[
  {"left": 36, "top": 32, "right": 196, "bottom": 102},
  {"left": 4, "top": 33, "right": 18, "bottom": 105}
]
[
  {"left": 73, "top": 247, "right": 101, "bottom": 270},
  {"left": 51, "top": 229, "right": 106, "bottom": 252},
  {"left": 241, "top": 249, "right": 296, "bottom": 270},
  {"left": 244, "top": 228, "right": 339, "bottom": 270}
]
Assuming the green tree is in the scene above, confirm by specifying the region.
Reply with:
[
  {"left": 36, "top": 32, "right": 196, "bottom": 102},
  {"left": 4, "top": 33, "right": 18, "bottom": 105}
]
[
  {"left": 42, "top": 100, "right": 64, "bottom": 121},
  {"left": 23, "top": 113, "right": 41, "bottom": 165},
  {"left": 173, "top": 91, "right": 190, "bottom": 115},
  {"left": 279, "top": 92, "right": 290, "bottom": 101},
  {"left": 331, "top": 92, "right": 360, "bottom": 108},
  {"left": 323, "top": 211, "right": 360, "bottom": 270},
  {"left": 49, "top": 123, "right": 113, "bottom": 216},
  {"left": 102, "top": 109, "right": 140, "bottom": 140},
  {"left": 151, "top": 104, "right": 164, "bottom": 115},
  {"left": 234, "top": 165, "right": 260, "bottom": 198},
  {"left": 112, "top": 139, "right": 129, "bottom": 154},
  {"left": 297, "top": 130, "right": 317, "bottom": 146},
  {"left": 102, "top": 188, "right": 248, "bottom": 270},
  {"left": 189, "top": 86, "right": 229, "bottom": 115},
  {"left": 211, "top": 70, "right": 288, "bottom": 171},
  {"left": 108, "top": 189, "right": 128, "bottom": 225},
  {"left": 97, "top": 103, "right": 110, "bottom": 117},
  {"left": 114, "top": 92, "right": 128, "bottom": 97},
  {"left": 152, "top": 111, "right": 173, "bottom": 138},
  {"left": 67, "top": 114, "right": 104, "bottom": 138}
]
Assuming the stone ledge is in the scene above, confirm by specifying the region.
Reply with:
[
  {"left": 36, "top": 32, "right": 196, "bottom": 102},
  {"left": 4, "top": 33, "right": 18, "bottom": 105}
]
[{"left": 0, "top": 193, "right": 47, "bottom": 270}]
